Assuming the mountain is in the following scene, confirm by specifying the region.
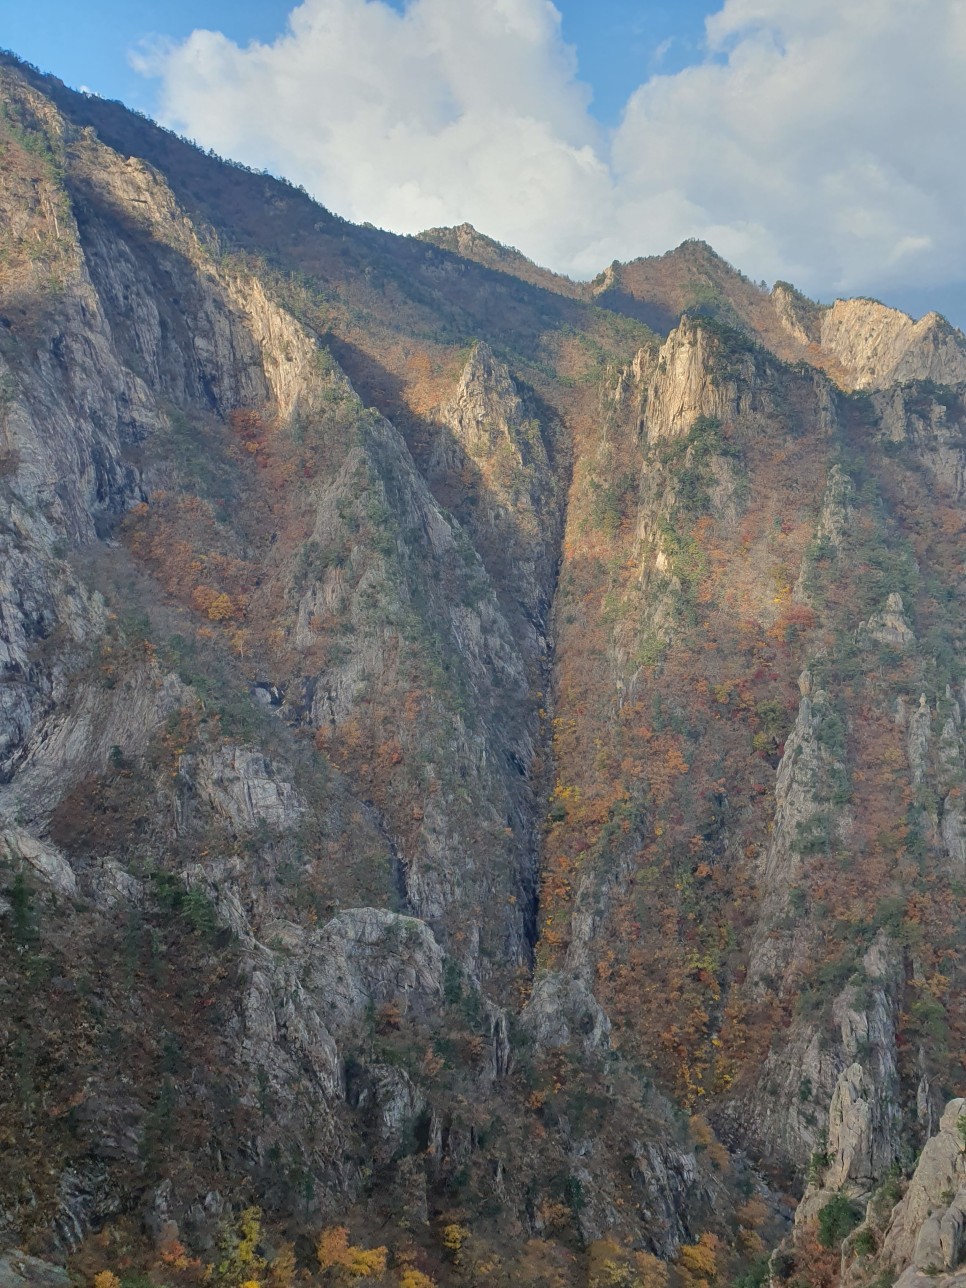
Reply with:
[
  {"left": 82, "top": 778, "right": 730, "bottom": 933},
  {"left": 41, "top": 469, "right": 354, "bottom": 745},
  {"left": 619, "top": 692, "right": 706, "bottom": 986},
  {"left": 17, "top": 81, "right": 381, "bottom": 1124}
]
[{"left": 3, "top": 48, "right": 966, "bottom": 1288}]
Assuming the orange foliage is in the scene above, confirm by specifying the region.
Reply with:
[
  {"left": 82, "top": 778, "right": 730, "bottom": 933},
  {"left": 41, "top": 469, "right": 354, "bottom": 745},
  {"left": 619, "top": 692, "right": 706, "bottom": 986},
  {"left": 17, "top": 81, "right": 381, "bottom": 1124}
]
[{"left": 316, "top": 1227, "right": 388, "bottom": 1281}]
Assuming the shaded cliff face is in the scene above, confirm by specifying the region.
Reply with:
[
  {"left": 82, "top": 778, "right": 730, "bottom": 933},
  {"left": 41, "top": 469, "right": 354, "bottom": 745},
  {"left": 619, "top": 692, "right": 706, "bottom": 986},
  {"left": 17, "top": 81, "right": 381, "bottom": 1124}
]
[{"left": 4, "top": 48, "right": 966, "bottom": 1288}]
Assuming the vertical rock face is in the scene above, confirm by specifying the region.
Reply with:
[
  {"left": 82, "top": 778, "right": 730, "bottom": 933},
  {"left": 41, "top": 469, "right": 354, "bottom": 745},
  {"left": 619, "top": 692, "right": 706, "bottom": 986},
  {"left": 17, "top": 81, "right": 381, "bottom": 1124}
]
[
  {"left": 748, "top": 669, "right": 851, "bottom": 990},
  {"left": 284, "top": 361, "right": 542, "bottom": 969},
  {"left": 645, "top": 316, "right": 746, "bottom": 443},
  {"left": 813, "top": 462, "right": 855, "bottom": 552},
  {"left": 877, "top": 1100, "right": 966, "bottom": 1274},
  {"left": 187, "top": 746, "right": 305, "bottom": 832},
  {"left": 798, "top": 935, "right": 902, "bottom": 1206},
  {"left": 772, "top": 282, "right": 822, "bottom": 346},
  {"left": 874, "top": 382, "right": 966, "bottom": 500},
  {"left": 736, "top": 931, "right": 903, "bottom": 1192},
  {"left": 435, "top": 341, "right": 561, "bottom": 639},
  {"left": 861, "top": 592, "right": 916, "bottom": 648}
]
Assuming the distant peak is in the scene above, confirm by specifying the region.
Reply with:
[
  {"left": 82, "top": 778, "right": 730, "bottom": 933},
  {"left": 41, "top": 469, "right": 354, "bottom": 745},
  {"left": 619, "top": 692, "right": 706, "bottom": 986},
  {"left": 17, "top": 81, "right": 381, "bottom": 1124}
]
[
  {"left": 418, "top": 222, "right": 515, "bottom": 256},
  {"left": 673, "top": 237, "right": 726, "bottom": 260},
  {"left": 416, "top": 222, "right": 583, "bottom": 298}
]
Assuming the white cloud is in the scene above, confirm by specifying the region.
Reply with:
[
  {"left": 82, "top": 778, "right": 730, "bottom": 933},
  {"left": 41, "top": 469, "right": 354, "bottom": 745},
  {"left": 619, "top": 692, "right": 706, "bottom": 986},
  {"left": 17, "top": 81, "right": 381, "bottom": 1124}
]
[{"left": 136, "top": 0, "right": 966, "bottom": 304}]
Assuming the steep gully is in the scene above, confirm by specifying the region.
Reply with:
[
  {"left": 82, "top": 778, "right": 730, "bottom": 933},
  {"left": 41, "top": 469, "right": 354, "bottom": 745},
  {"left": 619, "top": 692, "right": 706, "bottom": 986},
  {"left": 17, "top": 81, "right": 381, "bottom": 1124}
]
[{"left": 327, "top": 336, "right": 576, "bottom": 967}]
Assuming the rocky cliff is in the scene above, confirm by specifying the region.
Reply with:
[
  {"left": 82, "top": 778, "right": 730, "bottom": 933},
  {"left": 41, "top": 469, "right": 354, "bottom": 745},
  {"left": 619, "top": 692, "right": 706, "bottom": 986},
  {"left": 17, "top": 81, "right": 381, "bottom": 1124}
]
[{"left": 2, "top": 48, "right": 966, "bottom": 1288}]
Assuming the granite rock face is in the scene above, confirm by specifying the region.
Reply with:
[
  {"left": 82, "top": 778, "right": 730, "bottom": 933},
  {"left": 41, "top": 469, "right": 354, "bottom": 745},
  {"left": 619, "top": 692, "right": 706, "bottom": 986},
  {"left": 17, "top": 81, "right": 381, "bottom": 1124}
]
[
  {"left": 880, "top": 1100, "right": 966, "bottom": 1273},
  {"left": 861, "top": 592, "right": 916, "bottom": 648},
  {"left": 0, "top": 1253, "right": 70, "bottom": 1288},
  {"left": 188, "top": 745, "right": 306, "bottom": 832},
  {"left": 434, "top": 340, "right": 562, "bottom": 647},
  {"left": 819, "top": 299, "right": 966, "bottom": 390},
  {"left": 645, "top": 316, "right": 746, "bottom": 443}
]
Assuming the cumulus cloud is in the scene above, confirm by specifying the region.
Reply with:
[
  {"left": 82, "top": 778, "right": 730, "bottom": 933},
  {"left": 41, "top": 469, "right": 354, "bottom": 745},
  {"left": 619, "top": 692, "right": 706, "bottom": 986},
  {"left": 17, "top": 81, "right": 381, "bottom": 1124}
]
[{"left": 136, "top": 0, "right": 966, "bottom": 304}]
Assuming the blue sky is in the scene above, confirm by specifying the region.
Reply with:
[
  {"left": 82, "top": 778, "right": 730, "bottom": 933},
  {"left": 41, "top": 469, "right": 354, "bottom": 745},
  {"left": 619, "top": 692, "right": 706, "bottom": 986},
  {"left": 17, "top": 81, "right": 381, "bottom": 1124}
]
[
  {"left": 4, "top": 1, "right": 966, "bottom": 327},
  {"left": 4, "top": 1, "right": 301, "bottom": 115},
  {"left": 2, "top": 0, "right": 716, "bottom": 124}
]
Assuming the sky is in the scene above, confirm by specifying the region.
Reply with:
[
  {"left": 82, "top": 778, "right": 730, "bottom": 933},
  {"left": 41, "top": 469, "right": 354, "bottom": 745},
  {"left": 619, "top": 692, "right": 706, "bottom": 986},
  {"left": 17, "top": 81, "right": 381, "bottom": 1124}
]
[{"left": 4, "top": 0, "right": 966, "bottom": 326}]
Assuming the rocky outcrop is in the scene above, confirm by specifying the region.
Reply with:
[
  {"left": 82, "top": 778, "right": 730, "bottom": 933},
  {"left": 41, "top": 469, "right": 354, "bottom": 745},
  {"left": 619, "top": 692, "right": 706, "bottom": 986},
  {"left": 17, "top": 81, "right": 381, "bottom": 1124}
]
[
  {"left": 0, "top": 826, "right": 76, "bottom": 899},
  {"left": 0, "top": 663, "right": 190, "bottom": 825},
  {"left": 861, "top": 592, "right": 916, "bottom": 648},
  {"left": 880, "top": 1099, "right": 966, "bottom": 1274},
  {"left": 433, "top": 340, "right": 562, "bottom": 646},
  {"left": 904, "top": 694, "right": 933, "bottom": 786},
  {"left": 239, "top": 957, "right": 343, "bottom": 1103},
  {"left": 891, "top": 1268, "right": 966, "bottom": 1288},
  {"left": 874, "top": 383, "right": 966, "bottom": 499},
  {"left": 290, "top": 364, "right": 540, "bottom": 964},
  {"left": 0, "top": 1253, "right": 70, "bottom": 1288},
  {"left": 737, "top": 934, "right": 902, "bottom": 1187},
  {"left": 813, "top": 463, "right": 855, "bottom": 553},
  {"left": 522, "top": 971, "right": 611, "bottom": 1054},
  {"left": 645, "top": 317, "right": 746, "bottom": 442},
  {"left": 0, "top": 78, "right": 331, "bottom": 786},
  {"left": 794, "top": 936, "right": 902, "bottom": 1219},
  {"left": 187, "top": 745, "right": 305, "bottom": 832},
  {"left": 749, "top": 670, "right": 849, "bottom": 988},
  {"left": 310, "top": 908, "right": 445, "bottom": 1030},
  {"left": 772, "top": 282, "right": 821, "bottom": 347},
  {"left": 941, "top": 792, "right": 966, "bottom": 875},
  {"left": 739, "top": 658, "right": 904, "bottom": 1184},
  {"left": 819, "top": 299, "right": 966, "bottom": 390}
]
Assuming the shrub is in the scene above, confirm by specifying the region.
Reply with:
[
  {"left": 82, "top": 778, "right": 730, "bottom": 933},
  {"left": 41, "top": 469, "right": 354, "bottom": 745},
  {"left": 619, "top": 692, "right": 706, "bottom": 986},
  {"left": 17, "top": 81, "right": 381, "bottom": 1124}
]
[
  {"left": 852, "top": 1228, "right": 877, "bottom": 1257},
  {"left": 817, "top": 1194, "right": 862, "bottom": 1248}
]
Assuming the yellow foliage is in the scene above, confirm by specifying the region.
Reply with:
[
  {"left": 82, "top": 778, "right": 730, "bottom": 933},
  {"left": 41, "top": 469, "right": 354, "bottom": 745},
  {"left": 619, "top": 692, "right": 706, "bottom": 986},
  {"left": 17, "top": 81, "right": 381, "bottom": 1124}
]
[
  {"left": 588, "top": 1238, "right": 622, "bottom": 1287},
  {"left": 344, "top": 1247, "right": 387, "bottom": 1279},
  {"left": 633, "top": 1252, "right": 669, "bottom": 1288},
  {"left": 191, "top": 585, "right": 236, "bottom": 621},
  {"left": 397, "top": 1272, "right": 436, "bottom": 1288},
  {"left": 588, "top": 1238, "right": 661, "bottom": 1288},
  {"left": 737, "top": 1229, "right": 765, "bottom": 1258},
  {"left": 209, "top": 1207, "right": 266, "bottom": 1288},
  {"left": 317, "top": 1228, "right": 351, "bottom": 1271},
  {"left": 677, "top": 1233, "right": 718, "bottom": 1284},
  {"left": 93, "top": 1274, "right": 121, "bottom": 1288},
  {"left": 440, "top": 1224, "right": 469, "bottom": 1257},
  {"left": 236, "top": 1209, "right": 265, "bottom": 1275},
  {"left": 316, "top": 1226, "right": 387, "bottom": 1280},
  {"left": 538, "top": 1200, "right": 573, "bottom": 1234}
]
